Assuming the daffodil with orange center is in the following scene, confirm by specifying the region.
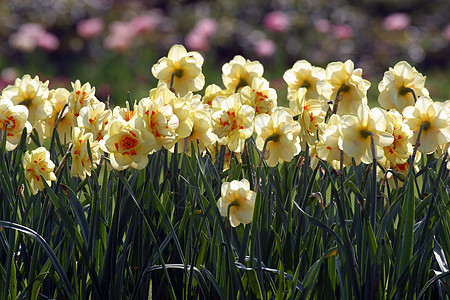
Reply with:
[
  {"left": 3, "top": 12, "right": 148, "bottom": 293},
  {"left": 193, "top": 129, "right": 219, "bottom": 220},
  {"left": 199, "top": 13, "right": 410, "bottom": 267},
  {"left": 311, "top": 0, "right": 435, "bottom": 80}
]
[
  {"left": 2, "top": 74, "right": 52, "bottom": 126},
  {"left": 0, "top": 98, "right": 32, "bottom": 151},
  {"left": 254, "top": 107, "right": 301, "bottom": 167},
  {"left": 23, "top": 147, "right": 56, "bottom": 195},
  {"left": 71, "top": 127, "right": 101, "bottom": 180},
  {"left": 78, "top": 101, "right": 111, "bottom": 142},
  {"left": 68, "top": 80, "right": 98, "bottom": 120},
  {"left": 138, "top": 97, "right": 179, "bottom": 152},
  {"left": 202, "top": 84, "right": 232, "bottom": 107},
  {"left": 211, "top": 94, "right": 254, "bottom": 153},
  {"left": 217, "top": 179, "right": 256, "bottom": 227},
  {"left": 152, "top": 44, "right": 205, "bottom": 96},
  {"left": 382, "top": 109, "right": 413, "bottom": 166},
  {"left": 402, "top": 96, "right": 450, "bottom": 154},
  {"left": 240, "top": 77, "right": 277, "bottom": 115},
  {"left": 112, "top": 100, "right": 138, "bottom": 124},
  {"left": 339, "top": 103, "right": 394, "bottom": 165},
  {"left": 222, "top": 55, "right": 264, "bottom": 92},
  {"left": 317, "top": 60, "right": 371, "bottom": 116},
  {"left": 378, "top": 61, "right": 429, "bottom": 111},
  {"left": 283, "top": 60, "right": 325, "bottom": 100},
  {"left": 101, "top": 118, "right": 154, "bottom": 171}
]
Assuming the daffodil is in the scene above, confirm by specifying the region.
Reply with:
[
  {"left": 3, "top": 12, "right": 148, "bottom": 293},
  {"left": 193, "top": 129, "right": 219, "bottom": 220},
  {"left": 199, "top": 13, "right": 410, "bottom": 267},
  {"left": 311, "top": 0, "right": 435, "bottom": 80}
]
[
  {"left": 68, "top": 80, "right": 98, "bottom": 119},
  {"left": 152, "top": 44, "right": 205, "bottom": 96},
  {"left": 402, "top": 96, "right": 450, "bottom": 154},
  {"left": 222, "top": 55, "right": 264, "bottom": 92},
  {"left": 240, "top": 77, "right": 277, "bottom": 115},
  {"left": 382, "top": 109, "right": 413, "bottom": 166},
  {"left": 254, "top": 107, "right": 301, "bottom": 167},
  {"left": 0, "top": 98, "right": 32, "bottom": 151},
  {"left": 283, "top": 60, "right": 325, "bottom": 100},
  {"left": 289, "top": 87, "right": 326, "bottom": 147},
  {"left": 202, "top": 84, "right": 232, "bottom": 107},
  {"left": 101, "top": 118, "right": 154, "bottom": 170},
  {"left": 317, "top": 60, "right": 371, "bottom": 116},
  {"left": 2, "top": 74, "right": 52, "bottom": 126},
  {"left": 70, "top": 127, "right": 101, "bottom": 180},
  {"left": 211, "top": 94, "right": 254, "bottom": 153},
  {"left": 112, "top": 100, "right": 138, "bottom": 124},
  {"left": 77, "top": 101, "right": 111, "bottom": 141},
  {"left": 23, "top": 147, "right": 56, "bottom": 195},
  {"left": 378, "top": 61, "right": 429, "bottom": 111},
  {"left": 217, "top": 179, "right": 256, "bottom": 227},
  {"left": 338, "top": 103, "right": 394, "bottom": 165}
]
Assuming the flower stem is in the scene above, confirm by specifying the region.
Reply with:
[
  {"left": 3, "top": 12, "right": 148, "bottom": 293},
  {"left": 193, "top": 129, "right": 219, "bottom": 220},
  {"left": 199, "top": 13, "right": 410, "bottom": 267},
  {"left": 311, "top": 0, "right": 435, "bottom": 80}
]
[{"left": 369, "top": 133, "right": 377, "bottom": 229}]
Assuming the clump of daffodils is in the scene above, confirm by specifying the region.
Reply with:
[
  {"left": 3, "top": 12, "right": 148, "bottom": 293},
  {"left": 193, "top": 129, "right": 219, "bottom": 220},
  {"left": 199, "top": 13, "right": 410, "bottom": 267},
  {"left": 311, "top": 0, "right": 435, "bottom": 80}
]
[{"left": 0, "top": 47, "right": 447, "bottom": 196}]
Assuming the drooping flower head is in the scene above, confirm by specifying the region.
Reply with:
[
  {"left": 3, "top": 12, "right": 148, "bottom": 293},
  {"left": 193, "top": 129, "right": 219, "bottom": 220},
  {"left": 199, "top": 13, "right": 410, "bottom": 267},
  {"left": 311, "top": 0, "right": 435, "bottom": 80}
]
[
  {"left": 217, "top": 179, "right": 256, "bottom": 227},
  {"left": 152, "top": 44, "right": 205, "bottom": 96},
  {"left": 254, "top": 107, "right": 301, "bottom": 167},
  {"left": 2, "top": 74, "right": 51, "bottom": 126},
  {"left": 23, "top": 147, "right": 56, "bottom": 195},
  {"left": 338, "top": 103, "right": 394, "bottom": 165},
  {"left": 222, "top": 55, "right": 264, "bottom": 93},
  {"left": 378, "top": 61, "right": 429, "bottom": 111}
]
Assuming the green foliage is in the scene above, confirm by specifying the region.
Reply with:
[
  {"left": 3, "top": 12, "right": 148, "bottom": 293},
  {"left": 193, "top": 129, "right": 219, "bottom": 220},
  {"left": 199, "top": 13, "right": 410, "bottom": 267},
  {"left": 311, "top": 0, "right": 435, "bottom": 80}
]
[{"left": 0, "top": 127, "right": 449, "bottom": 299}]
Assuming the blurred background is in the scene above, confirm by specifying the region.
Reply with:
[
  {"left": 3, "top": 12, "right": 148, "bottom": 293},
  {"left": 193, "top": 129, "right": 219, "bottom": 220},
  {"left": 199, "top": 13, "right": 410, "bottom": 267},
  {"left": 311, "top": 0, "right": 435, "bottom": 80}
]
[{"left": 0, "top": 0, "right": 449, "bottom": 107}]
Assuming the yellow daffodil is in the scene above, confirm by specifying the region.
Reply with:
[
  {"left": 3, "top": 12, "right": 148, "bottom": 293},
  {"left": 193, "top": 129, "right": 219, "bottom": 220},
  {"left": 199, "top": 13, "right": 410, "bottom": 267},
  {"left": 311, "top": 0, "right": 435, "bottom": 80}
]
[
  {"left": 402, "top": 96, "right": 450, "bottom": 154},
  {"left": 217, "top": 179, "right": 256, "bottom": 227},
  {"left": 254, "top": 107, "right": 301, "bottom": 167},
  {"left": 68, "top": 80, "right": 98, "bottom": 119},
  {"left": 101, "top": 118, "right": 154, "bottom": 170},
  {"left": 339, "top": 103, "right": 394, "bottom": 165},
  {"left": 112, "top": 100, "right": 138, "bottom": 124},
  {"left": 289, "top": 87, "right": 326, "bottom": 147},
  {"left": 240, "top": 77, "right": 277, "bottom": 115},
  {"left": 77, "top": 101, "right": 111, "bottom": 142},
  {"left": 378, "top": 61, "right": 429, "bottom": 111},
  {"left": 0, "top": 98, "right": 32, "bottom": 151},
  {"left": 70, "top": 127, "right": 101, "bottom": 180},
  {"left": 317, "top": 60, "right": 371, "bottom": 116},
  {"left": 202, "top": 84, "right": 232, "bottom": 107},
  {"left": 23, "top": 147, "right": 56, "bottom": 195},
  {"left": 283, "top": 60, "right": 325, "bottom": 100},
  {"left": 138, "top": 97, "right": 179, "bottom": 152},
  {"left": 2, "top": 74, "right": 52, "bottom": 126},
  {"left": 151, "top": 44, "right": 205, "bottom": 96},
  {"left": 211, "top": 94, "right": 254, "bottom": 153},
  {"left": 222, "top": 55, "right": 264, "bottom": 92},
  {"left": 383, "top": 109, "right": 413, "bottom": 166}
]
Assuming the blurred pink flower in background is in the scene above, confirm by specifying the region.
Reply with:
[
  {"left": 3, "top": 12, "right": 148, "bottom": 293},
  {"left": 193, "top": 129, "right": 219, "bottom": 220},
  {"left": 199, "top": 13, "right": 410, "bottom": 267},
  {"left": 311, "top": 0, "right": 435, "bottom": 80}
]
[
  {"left": 9, "top": 23, "right": 59, "bottom": 52},
  {"left": 0, "top": 68, "right": 19, "bottom": 89},
  {"left": 383, "top": 13, "right": 410, "bottom": 31},
  {"left": 263, "top": 11, "right": 290, "bottom": 33},
  {"left": 77, "top": 18, "right": 105, "bottom": 39},
  {"left": 129, "top": 14, "right": 157, "bottom": 35},
  {"left": 332, "top": 24, "right": 353, "bottom": 40},
  {"left": 185, "top": 18, "right": 217, "bottom": 52},
  {"left": 104, "top": 21, "right": 134, "bottom": 52},
  {"left": 443, "top": 24, "right": 450, "bottom": 41},
  {"left": 314, "top": 19, "right": 331, "bottom": 34},
  {"left": 254, "top": 39, "right": 276, "bottom": 58}
]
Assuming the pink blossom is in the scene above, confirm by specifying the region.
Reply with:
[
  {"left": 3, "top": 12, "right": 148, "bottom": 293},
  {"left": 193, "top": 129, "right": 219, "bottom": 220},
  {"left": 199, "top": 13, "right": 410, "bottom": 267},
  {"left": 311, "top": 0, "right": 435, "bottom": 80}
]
[
  {"left": 185, "top": 30, "right": 210, "bottom": 52},
  {"left": 194, "top": 18, "right": 218, "bottom": 37},
  {"left": 77, "top": 18, "right": 105, "bottom": 39},
  {"left": 254, "top": 39, "right": 276, "bottom": 58},
  {"left": 37, "top": 32, "right": 59, "bottom": 51},
  {"left": 332, "top": 24, "right": 353, "bottom": 40},
  {"left": 383, "top": 13, "right": 410, "bottom": 31},
  {"left": 1, "top": 68, "right": 18, "bottom": 85},
  {"left": 104, "top": 21, "right": 134, "bottom": 52},
  {"left": 443, "top": 24, "right": 450, "bottom": 41},
  {"left": 263, "top": 11, "right": 290, "bottom": 33},
  {"left": 129, "top": 14, "right": 157, "bottom": 35},
  {"left": 314, "top": 19, "right": 331, "bottom": 34}
]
